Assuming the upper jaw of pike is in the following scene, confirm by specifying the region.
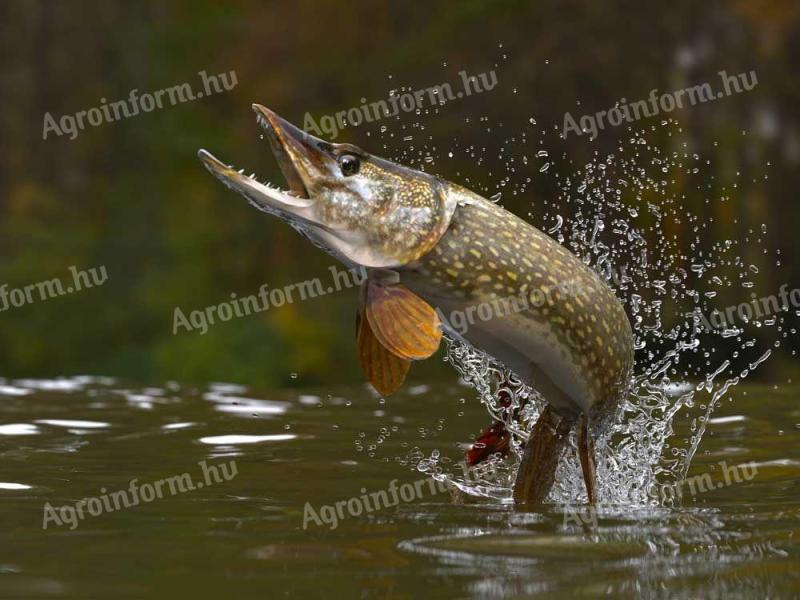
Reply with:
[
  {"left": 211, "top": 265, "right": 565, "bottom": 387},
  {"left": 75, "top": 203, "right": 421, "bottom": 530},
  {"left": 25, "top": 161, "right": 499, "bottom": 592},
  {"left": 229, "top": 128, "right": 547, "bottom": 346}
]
[{"left": 197, "top": 105, "right": 322, "bottom": 230}]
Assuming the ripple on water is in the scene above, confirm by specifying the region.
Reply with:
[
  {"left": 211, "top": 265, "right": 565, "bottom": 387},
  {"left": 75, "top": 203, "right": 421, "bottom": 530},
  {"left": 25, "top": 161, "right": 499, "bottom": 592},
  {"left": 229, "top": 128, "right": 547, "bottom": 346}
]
[
  {"left": 12, "top": 378, "right": 87, "bottom": 392},
  {"left": 297, "top": 395, "right": 320, "bottom": 406},
  {"left": 204, "top": 391, "right": 289, "bottom": 417},
  {"left": 708, "top": 415, "right": 748, "bottom": 425},
  {"left": 0, "top": 482, "right": 32, "bottom": 490},
  {"left": 122, "top": 393, "right": 156, "bottom": 410},
  {"left": 208, "top": 382, "right": 248, "bottom": 394},
  {"left": 0, "top": 385, "right": 32, "bottom": 396},
  {"left": 163, "top": 422, "right": 196, "bottom": 430},
  {"left": 401, "top": 532, "right": 649, "bottom": 562},
  {"left": 36, "top": 419, "right": 110, "bottom": 429},
  {"left": 0, "top": 423, "right": 39, "bottom": 435},
  {"left": 198, "top": 434, "right": 297, "bottom": 445}
]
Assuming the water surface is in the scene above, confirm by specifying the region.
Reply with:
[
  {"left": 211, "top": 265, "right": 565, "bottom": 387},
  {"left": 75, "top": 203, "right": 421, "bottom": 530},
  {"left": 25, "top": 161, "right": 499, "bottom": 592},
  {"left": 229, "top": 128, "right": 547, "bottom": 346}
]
[{"left": 0, "top": 377, "right": 798, "bottom": 598}]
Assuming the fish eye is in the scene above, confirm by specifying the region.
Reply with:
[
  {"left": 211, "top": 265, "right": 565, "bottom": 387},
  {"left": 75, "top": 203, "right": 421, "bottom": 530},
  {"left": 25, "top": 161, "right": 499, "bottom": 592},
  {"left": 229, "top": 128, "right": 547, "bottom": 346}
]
[{"left": 337, "top": 154, "right": 360, "bottom": 177}]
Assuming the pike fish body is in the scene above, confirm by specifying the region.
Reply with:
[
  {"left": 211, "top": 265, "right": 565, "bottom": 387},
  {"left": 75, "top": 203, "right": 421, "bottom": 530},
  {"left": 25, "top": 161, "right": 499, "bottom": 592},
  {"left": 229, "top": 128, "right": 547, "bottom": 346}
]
[
  {"left": 199, "top": 106, "right": 635, "bottom": 504},
  {"left": 401, "top": 191, "right": 633, "bottom": 418}
]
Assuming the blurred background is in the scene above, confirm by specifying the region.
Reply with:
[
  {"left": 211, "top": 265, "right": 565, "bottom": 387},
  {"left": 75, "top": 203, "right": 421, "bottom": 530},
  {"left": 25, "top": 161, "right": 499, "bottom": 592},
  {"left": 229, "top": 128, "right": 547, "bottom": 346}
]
[{"left": 0, "top": 0, "right": 798, "bottom": 389}]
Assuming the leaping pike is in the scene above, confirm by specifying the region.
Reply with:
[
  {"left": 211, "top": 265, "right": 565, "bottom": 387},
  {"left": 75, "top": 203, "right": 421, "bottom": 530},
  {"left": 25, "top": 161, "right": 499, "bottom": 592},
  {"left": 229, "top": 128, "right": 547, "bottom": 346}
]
[{"left": 198, "top": 105, "right": 634, "bottom": 505}]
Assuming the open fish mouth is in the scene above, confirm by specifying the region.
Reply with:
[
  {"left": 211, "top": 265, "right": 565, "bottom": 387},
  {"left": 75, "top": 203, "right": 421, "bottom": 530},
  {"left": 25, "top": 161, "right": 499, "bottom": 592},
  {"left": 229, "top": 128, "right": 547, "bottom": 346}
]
[
  {"left": 197, "top": 105, "right": 324, "bottom": 223},
  {"left": 252, "top": 104, "right": 310, "bottom": 199}
]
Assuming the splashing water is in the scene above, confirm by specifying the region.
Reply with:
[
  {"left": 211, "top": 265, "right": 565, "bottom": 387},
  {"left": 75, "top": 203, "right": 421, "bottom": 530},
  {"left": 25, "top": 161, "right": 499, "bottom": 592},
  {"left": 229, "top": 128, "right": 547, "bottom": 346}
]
[{"left": 365, "top": 102, "right": 786, "bottom": 508}]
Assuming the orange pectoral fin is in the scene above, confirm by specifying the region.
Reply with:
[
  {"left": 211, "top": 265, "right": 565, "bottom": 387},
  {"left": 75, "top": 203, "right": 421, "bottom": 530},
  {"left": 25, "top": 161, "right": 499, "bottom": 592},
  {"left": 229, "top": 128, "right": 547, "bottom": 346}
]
[
  {"left": 356, "top": 309, "right": 410, "bottom": 396},
  {"left": 365, "top": 280, "right": 442, "bottom": 361}
]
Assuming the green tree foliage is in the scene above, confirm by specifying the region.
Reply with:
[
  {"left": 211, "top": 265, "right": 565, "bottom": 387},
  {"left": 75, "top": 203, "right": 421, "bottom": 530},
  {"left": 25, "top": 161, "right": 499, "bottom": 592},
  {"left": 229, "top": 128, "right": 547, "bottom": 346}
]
[{"left": 0, "top": 0, "right": 797, "bottom": 386}]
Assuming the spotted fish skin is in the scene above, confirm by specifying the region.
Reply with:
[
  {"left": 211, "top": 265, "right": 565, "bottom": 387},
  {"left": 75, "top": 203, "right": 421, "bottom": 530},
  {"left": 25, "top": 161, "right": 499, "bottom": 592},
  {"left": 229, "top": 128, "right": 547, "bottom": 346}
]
[
  {"left": 400, "top": 189, "right": 634, "bottom": 417},
  {"left": 200, "top": 106, "right": 632, "bottom": 502},
  {"left": 199, "top": 106, "right": 632, "bottom": 420}
]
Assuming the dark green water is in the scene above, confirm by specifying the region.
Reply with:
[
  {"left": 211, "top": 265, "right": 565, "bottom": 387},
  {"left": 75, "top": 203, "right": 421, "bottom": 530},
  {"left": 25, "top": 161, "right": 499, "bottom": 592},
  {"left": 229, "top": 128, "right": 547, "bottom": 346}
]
[{"left": 0, "top": 377, "right": 798, "bottom": 598}]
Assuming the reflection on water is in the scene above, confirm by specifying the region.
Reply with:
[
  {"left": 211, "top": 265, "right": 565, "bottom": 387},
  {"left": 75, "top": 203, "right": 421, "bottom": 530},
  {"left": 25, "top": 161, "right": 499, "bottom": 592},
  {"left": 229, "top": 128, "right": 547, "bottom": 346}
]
[
  {"left": 0, "top": 376, "right": 797, "bottom": 597},
  {"left": 0, "top": 424, "right": 39, "bottom": 435},
  {"left": 198, "top": 434, "right": 297, "bottom": 445}
]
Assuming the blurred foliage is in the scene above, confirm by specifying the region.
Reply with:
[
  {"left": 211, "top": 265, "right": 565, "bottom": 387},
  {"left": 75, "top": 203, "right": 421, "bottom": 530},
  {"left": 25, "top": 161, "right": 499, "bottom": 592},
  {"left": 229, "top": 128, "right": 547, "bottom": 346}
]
[{"left": 0, "top": 0, "right": 798, "bottom": 388}]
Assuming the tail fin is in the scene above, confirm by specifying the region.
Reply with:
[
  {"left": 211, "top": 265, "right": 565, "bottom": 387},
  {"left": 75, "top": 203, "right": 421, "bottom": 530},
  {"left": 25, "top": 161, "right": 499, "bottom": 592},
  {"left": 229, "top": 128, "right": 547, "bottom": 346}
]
[
  {"left": 578, "top": 414, "right": 598, "bottom": 504},
  {"left": 513, "top": 405, "right": 574, "bottom": 505}
]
